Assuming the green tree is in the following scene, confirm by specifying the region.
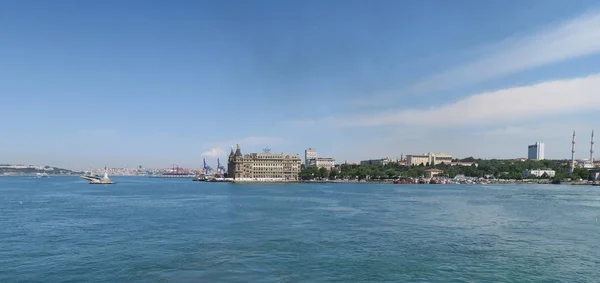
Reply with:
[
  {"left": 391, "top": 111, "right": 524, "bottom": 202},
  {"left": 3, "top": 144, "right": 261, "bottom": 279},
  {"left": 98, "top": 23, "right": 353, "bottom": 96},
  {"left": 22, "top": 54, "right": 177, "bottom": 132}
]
[
  {"left": 551, "top": 171, "right": 568, "bottom": 184},
  {"left": 318, "top": 167, "right": 328, "bottom": 179},
  {"left": 572, "top": 168, "right": 589, "bottom": 180},
  {"left": 356, "top": 167, "right": 367, "bottom": 180},
  {"left": 299, "top": 158, "right": 573, "bottom": 182},
  {"left": 329, "top": 169, "right": 339, "bottom": 180},
  {"left": 385, "top": 168, "right": 397, "bottom": 179},
  {"left": 299, "top": 166, "right": 319, "bottom": 180}
]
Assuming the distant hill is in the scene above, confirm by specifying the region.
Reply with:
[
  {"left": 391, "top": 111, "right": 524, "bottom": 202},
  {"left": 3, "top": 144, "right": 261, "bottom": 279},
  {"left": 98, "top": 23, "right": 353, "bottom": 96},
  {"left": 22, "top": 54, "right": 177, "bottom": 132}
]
[{"left": 0, "top": 165, "right": 81, "bottom": 175}]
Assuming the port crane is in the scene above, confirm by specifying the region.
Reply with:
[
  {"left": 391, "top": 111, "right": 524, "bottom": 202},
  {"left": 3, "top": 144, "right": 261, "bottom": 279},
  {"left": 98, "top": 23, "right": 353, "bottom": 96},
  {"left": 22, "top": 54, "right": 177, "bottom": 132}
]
[
  {"left": 202, "top": 158, "right": 213, "bottom": 175},
  {"left": 217, "top": 158, "right": 226, "bottom": 175}
]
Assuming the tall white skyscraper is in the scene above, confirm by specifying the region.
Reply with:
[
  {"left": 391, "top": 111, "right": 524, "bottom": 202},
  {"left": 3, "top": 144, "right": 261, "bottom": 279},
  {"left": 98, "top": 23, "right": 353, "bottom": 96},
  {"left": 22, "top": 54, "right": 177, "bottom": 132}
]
[
  {"left": 304, "top": 148, "right": 317, "bottom": 167},
  {"left": 528, "top": 142, "right": 545, "bottom": 160}
]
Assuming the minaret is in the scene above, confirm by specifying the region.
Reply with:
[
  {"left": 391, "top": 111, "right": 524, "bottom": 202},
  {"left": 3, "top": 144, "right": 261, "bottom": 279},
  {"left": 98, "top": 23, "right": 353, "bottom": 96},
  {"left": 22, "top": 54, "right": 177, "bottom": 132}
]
[
  {"left": 570, "top": 130, "right": 576, "bottom": 175},
  {"left": 590, "top": 130, "right": 594, "bottom": 163}
]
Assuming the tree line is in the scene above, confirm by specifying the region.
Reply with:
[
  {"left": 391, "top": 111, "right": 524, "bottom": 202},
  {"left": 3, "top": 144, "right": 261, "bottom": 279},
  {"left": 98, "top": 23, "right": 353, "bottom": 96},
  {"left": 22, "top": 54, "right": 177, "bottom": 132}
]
[{"left": 299, "top": 158, "right": 593, "bottom": 181}]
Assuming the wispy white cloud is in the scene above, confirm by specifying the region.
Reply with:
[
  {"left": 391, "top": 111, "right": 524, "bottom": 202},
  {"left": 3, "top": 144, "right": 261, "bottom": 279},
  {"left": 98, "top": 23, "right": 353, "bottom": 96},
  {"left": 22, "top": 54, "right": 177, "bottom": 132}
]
[
  {"left": 345, "top": 8, "right": 600, "bottom": 108},
  {"left": 470, "top": 123, "right": 598, "bottom": 159},
  {"left": 200, "top": 136, "right": 284, "bottom": 158},
  {"left": 201, "top": 147, "right": 225, "bottom": 158},
  {"left": 336, "top": 74, "right": 600, "bottom": 127},
  {"left": 473, "top": 123, "right": 583, "bottom": 140},
  {"left": 342, "top": 123, "right": 595, "bottom": 161},
  {"left": 409, "top": 9, "right": 600, "bottom": 93}
]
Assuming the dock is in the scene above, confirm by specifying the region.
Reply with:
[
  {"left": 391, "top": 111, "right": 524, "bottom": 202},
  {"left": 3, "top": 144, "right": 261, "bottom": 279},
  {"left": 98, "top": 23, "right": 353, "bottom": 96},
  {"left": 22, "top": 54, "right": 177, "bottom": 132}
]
[{"left": 149, "top": 174, "right": 196, "bottom": 179}]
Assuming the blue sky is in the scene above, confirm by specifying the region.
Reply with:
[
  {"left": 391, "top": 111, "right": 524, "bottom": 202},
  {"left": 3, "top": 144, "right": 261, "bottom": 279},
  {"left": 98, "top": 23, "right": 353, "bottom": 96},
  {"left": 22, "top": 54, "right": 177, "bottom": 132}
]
[{"left": 2, "top": 0, "right": 600, "bottom": 169}]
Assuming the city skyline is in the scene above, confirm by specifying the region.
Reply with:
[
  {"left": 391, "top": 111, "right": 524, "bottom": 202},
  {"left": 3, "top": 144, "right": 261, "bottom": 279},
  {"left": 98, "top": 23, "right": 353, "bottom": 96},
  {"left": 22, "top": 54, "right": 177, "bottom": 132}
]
[
  {"left": 2, "top": 1, "right": 600, "bottom": 168},
  {"left": 5, "top": 133, "right": 599, "bottom": 171}
]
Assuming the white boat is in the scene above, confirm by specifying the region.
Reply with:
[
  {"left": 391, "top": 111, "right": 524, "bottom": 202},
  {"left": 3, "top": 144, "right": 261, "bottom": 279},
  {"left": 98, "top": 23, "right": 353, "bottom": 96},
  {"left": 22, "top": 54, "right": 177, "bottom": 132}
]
[
  {"left": 80, "top": 166, "right": 115, "bottom": 184},
  {"left": 36, "top": 173, "right": 49, "bottom": 178}
]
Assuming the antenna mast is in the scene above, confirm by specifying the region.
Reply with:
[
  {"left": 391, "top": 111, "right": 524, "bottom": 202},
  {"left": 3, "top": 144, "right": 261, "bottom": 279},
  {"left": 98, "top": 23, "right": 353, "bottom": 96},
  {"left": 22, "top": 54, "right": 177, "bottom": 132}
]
[
  {"left": 570, "top": 130, "right": 576, "bottom": 175},
  {"left": 591, "top": 130, "right": 595, "bottom": 163}
]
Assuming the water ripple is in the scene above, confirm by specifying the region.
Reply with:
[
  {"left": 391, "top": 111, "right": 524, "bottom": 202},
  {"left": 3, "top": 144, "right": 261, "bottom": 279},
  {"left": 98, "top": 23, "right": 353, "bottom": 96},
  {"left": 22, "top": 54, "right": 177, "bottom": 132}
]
[{"left": 0, "top": 178, "right": 599, "bottom": 282}]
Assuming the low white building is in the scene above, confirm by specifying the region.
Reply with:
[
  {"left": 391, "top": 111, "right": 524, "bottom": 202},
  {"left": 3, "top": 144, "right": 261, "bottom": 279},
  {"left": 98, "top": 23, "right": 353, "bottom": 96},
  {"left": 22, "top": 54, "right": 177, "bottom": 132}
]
[
  {"left": 308, "top": 157, "right": 336, "bottom": 171},
  {"left": 577, "top": 160, "right": 595, "bottom": 169},
  {"left": 360, "top": 158, "right": 392, "bottom": 166},
  {"left": 406, "top": 153, "right": 453, "bottom": 166},
  {"left": 425, "top": 169, "right": 444, "bottom": 178},
  {"left": 523, "top": 169, "right": 556, "bottom": 178}
]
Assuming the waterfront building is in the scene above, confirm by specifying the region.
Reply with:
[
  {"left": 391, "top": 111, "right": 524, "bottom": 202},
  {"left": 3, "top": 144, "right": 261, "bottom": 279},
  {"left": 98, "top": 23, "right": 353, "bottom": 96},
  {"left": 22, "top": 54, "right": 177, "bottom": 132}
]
[
  {"left": 360, "top": 158, "right": 392, "bottom": 166},
  {"left": 527, "top": 142, "right": 545, "bottom": 160},
  {"left": 407, "top": 154, "right": 429, "bottom": 166},
  {"left": 406, "top": 153, "right": 453, "bottom": 166},
  {"left": 304, "top": 148, "right": 317, "bottom": 167},
  {"left": 523, "top": 169, "right": 555, "bottom": 178},
  {"left": 228, "top": 144, "right": 301, "bottom": 181},
  {"left": 424, "top": 169, "right": 444, "bottom": 178},
  {"left": 308, "top": 157, "right": 336, "bottom": 171},
  {"left": 304, "top": 148, "right": 335, "bottom": 170}
]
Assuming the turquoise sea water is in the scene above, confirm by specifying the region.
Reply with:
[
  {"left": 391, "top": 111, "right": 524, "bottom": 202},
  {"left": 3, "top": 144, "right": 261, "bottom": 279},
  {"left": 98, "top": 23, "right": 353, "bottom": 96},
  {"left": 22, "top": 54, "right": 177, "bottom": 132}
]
[{"left": 1, "top": 177, "right": 599, "bottom": 282}]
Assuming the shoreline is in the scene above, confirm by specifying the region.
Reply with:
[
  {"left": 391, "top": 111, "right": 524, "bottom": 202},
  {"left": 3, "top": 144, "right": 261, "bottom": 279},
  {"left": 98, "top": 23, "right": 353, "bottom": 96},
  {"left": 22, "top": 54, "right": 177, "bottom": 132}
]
[
  {"left": 299, "top": 179, "right": 596, "bottom": 185},
  {"left": 2, "top": 175, "right": 596, "bottom": 186}
]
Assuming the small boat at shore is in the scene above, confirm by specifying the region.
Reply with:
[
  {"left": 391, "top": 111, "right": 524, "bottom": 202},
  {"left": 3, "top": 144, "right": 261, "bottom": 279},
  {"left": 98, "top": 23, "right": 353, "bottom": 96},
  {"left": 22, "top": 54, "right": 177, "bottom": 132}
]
[
  {"left": 36, "top": 173, "right": 49, "bottom": 178},
  {"left": 192, "top": 176, "right": 207, "bottom": 181},
  {"left": 393, "top": 177, "right": 418, "bottom": 184},
  {"left": 207, "top": 177, "right": 233, "bottom": 182},
  {"left": 193, "top": 175, "right": 232, "bottom": 182}
]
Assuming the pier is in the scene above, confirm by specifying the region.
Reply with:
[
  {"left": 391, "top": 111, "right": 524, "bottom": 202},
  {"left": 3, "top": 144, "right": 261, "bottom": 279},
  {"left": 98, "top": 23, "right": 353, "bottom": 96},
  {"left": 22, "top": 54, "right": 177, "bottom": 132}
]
[{"left": 149, "top": 174, "right": 196, "bottom": 178}]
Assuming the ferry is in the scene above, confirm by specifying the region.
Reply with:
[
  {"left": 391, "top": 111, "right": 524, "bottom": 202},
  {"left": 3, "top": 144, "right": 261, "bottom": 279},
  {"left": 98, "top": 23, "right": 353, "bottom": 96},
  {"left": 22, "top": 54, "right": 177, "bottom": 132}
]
[
  {"left": 193, "top": 174, "right": 233, "bottom": 182},
  {"left": 150, "top": 166, "right": 196, "bottom": 178}
]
